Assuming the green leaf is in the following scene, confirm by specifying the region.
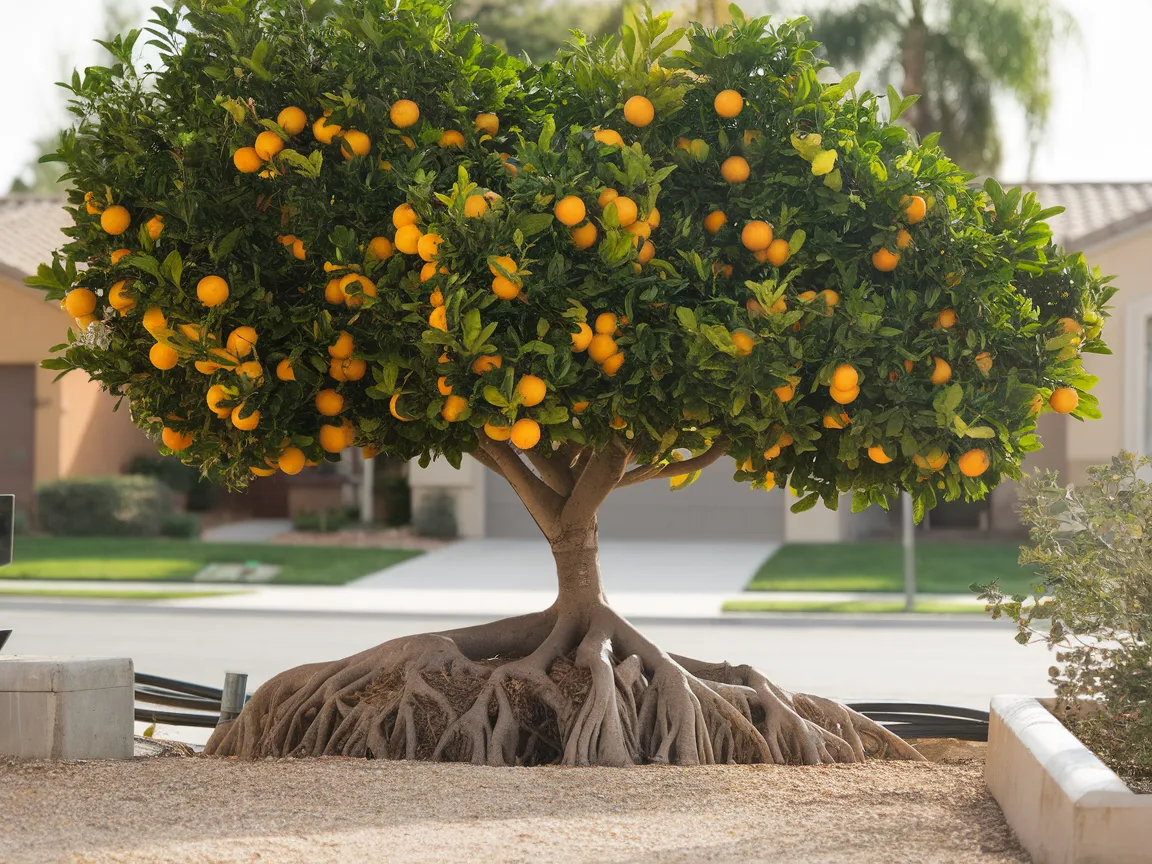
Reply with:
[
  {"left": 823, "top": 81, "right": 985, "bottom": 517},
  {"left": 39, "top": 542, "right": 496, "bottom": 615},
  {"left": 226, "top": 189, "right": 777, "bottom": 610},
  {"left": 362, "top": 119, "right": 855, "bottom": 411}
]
[
  {"left": 160, "top": 250, "right": 183, "bottom": 289},
  {"left": 820, "top": 70, "right": 859, "bottom": 102},
  {"left": 483, "top": 386, "right": 508, "bottom": 407},
  {"left": 965, "top": 426, "right": 996, "bottom": 439},
  {"left": 787, "top": 229, "right": 806, "bottom": 255},
  {"left": 213, "top": 226, "right": 243, "bottom": 263},
  {"left": 822, "top": 169, "right": 843, "bottom": 192},
  {"left": 791, "top": 492, "right": 819, "bottom": 514},
  {"left": 518, "top": 213, "right": 555, "bottom": 237},
  {"left": 538, "top": 115, "right": 556, "bottom": 152},
  {"left": 675, "top": 306, "right": 697, "bottom": 333},
  {"left": 534, "top": 405, "right": 569, "bottom": 424},
  {"left": 462, "top": 308, "right": 482, "bottom": 351}
]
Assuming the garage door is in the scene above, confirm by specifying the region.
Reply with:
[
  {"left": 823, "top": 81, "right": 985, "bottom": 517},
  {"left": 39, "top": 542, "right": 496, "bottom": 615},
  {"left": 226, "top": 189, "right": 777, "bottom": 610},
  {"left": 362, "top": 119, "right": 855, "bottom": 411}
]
[
  {"left": 484, "top": 459, "right": 785, "bottom": 541},
  {"left": 0, "top": 365, "right": 35, "bottom": 519}
]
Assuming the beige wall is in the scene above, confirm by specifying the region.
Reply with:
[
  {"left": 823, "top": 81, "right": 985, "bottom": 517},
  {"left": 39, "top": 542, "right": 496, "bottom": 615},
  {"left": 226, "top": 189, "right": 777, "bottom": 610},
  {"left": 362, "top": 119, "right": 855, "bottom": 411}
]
[{"left": 0, "top": 275, "right": 153, "bottom": 486}]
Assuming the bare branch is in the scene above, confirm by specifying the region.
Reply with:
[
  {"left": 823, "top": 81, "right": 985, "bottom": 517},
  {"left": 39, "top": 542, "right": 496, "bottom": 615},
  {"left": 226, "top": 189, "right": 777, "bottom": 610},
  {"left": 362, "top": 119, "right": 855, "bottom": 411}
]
[
  {"left": 615, "top": 441, "right": 730, "bottom": 489},
  {"left": 522, "top": 448, "right": 575, "bottom": 496},
  {"left": 477, "top": 438, "right": 565, "bottom": 537},
  {"left": 561, "top": 442, "right": 631, "bottom": 527}
]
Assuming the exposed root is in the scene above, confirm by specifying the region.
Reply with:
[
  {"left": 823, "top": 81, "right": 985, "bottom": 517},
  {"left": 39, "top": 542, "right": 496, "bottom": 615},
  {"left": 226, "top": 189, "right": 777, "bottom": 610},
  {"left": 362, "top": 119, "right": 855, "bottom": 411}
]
[{"left": 205, "top": 605, "right": 924, "bottom": 766}]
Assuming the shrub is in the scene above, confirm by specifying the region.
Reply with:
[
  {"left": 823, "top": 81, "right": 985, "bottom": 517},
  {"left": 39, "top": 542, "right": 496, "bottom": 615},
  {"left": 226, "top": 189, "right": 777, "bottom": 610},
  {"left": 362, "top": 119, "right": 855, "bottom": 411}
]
[
  {"left": 36, "top": 476, "right": 174, "bottom": 537},
  {"left": 126, "top": 455, "right": 220, "bottom": 511},
  {"left": 292, "top": 508, "right": 350, "bottom": 533},
  {"left": 160, "top": 512, "right": 202, "bottom": 539},
  {"left": 413, "top": 490, "right": 457, "bottom": 538},
  {"left": 977, "top": 452, "right": 1152, "bottom": 781}
]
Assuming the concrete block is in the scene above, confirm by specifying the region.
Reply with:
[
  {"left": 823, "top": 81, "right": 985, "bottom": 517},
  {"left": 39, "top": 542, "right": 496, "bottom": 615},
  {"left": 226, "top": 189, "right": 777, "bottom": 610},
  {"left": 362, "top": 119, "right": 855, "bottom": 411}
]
[
  {"left": 986, "top": 694, "right": 1152, "bottom": 864},
  {"left": 0, "top": 655, "right": 134, "bottom": 760}
]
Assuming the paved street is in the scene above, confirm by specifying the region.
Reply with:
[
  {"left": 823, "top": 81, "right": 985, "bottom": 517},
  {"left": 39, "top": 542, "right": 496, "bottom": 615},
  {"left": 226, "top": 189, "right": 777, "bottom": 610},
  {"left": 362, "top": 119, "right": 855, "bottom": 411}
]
[{"left": 3, "top": 603, "right": 1050, "bottom": 743}]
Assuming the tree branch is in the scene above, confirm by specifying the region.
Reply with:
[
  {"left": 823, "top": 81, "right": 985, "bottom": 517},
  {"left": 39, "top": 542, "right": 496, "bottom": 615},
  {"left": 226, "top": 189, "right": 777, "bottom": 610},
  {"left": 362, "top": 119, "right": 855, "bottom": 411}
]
[
  {"left": 615, "top": 441, "right": 730, "bottom": 489},
  {"left": 521, "top": 448, "right": 575, "bottom": 496},
  {"left": 477, "top": 438, "right": 565, "bottom": 537},
  {"left": 560, "top": 442, "right": 631, "bottom": 528}
]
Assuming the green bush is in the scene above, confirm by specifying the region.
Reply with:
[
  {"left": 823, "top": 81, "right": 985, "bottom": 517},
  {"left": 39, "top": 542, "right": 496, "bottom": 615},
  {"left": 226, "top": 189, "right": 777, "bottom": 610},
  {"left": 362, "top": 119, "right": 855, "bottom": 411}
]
[
  {"left": 292, "top": 509, "right": 350, "bottom": 533},
  {"left": 977, "top": 452, "right": 1152, "bottom": 783},
  {"left": 413, "top": 490, "right": 457, "bottom": 538},
  {"left": 36, "top": 476, "right": 175, "bottom": 537},
  {"left": 126, "top": 455, "right": 220, "bottom": 511},
  {"left": 160, "top": 512, "right": 202, "bottom": 539}
]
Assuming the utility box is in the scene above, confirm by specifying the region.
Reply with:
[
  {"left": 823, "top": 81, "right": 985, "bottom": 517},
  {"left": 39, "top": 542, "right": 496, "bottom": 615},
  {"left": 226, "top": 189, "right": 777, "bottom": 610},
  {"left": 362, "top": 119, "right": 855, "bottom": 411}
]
[{"left": 0, "top": 655, "right": 134, "bottom": 760}]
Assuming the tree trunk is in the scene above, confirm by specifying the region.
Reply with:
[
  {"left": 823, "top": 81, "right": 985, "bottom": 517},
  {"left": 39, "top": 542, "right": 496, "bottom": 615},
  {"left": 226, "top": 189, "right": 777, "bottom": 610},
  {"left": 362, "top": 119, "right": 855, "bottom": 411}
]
[{"left": 901, "top": 0, "right": 930, "bottom": 138}]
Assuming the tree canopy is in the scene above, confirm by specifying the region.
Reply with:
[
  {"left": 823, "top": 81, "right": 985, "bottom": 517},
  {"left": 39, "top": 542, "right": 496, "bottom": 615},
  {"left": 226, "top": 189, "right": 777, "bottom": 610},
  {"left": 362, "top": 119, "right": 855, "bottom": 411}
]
[{"left": 30, "top": 0, "right": 1110, "bottom": 524}]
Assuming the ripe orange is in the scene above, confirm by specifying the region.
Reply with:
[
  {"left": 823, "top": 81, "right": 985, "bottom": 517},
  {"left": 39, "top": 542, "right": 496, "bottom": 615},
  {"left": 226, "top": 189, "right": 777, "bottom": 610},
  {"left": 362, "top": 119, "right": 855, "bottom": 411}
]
[
  {"left": 254, "top": 131, "right": 285, "bottom": 160},
  {"left": 141, "top": 307, "right": 167, "bottom": 336},
  {"left": 196, "top": 275, "right": 229, "bottom": 307},
  {"left": 517, "top": 375, "right": 547, "bottom": 407},
  {"left": 895, "top": 228, "right": 912, "bottom": 250},
  {"left": 958, "top": 449, "right": 990, "bottom": 477},
  {"left": 278, "top": 447, "right": 306, "bottom": 475},
  {"left": 704, "top": 210, "right": 728, "bottom": 234},
  {"left": 417, "top": 232, "right": 443, "bottom": 262},
  {"left": 720, "top": 156, "right": 750, "bottom": 183},
  {"left": 277, "top": 106, "right": 307, "bottom": 135},
  {"left": 588, "top": 334, "right": 617, "bottom": 364},
  {"left": 226, "top": 326, "right": 258, "bottom": 358},
  {"left": 511, "top": 418, "right": 541, "bottom": 449},
  {"left": 464, "top": 195, "right": 488, "bottom": 218},
  {"left": 773, "top": 382, "right": 796, "bottom": 402},
  {"left": 144, "top": 214, "right": 163, "bottom": 240},
  {"left": 204, "top": 383, "right": 232, "bottom": 418},
  {"left": 316, "top": 389, "right": 344, "bottom": 416},
  {"left": 251, "top": 465, "right": 276, "bottom": 477},
  {"left": 571, "top": 222, "right": 598, "bottom": 250},
  {"left": 338, "top": 358, "right": 366, "bottom": 381},
  {"left": 429, "top": 288, "right": 445, "bottom": 307},
  {"left": 149, "top": 342, "right": 179, "bottom": 370},
  {"left": 312, "top": 115, "right": 342, "bottom": 143},
  {"left": 290, "top": 238, "right": 306, "bottom": 260},
  {"left": 161, "top": 427, "right": 192, "bottom": 451},
  {"left": 237, "top": 360, "right": 264, "bottom": 383},
  {"left": 572, "top": 401, "right": 590, "bottom": 414},
  {"left": 107, "top": 280, "right": 134, "bottom": 313},
  {"left": 319, "top": 424, "right": 349, "bottom": 453},
  {"left": 830, "top": 385, "right": 859, "bottom": 405},
  {"left": 872, "top": 248, "right": 900, "bottom": 271},
  {"left": 491, "top": 276, "right": 520, "bottom": 300},
  {"left": 84, "top": 191, "right": 103, "bottom": 214},
  {"left": 436, "top": 376, "right": 452, "bottom": 396},
  {"left": 732, "top": 331, "right": 754, "bottom": 356},
  {"left": 488, "top": 255, "right": 518, "bottom": 277},
  {"left": 390, "top": 99, "right": 420, "bottom": 128},
  {"left": 935, "top": 309, "right": 957, "bottom": 328},
  {"left": 555, "top": 196, "right": 586, "bottom": 227},
  {"left": 598, "top": 188, "right": 619, "bottom": 209},
  {"left": 233, "top": 146, "right": 263, "bottom": 173},
  {"left": 914, "top": 448, "right": 949, "bottom": 472},
  {"left": 324, "top": 278, "right": 345, "bottom": 305},
  {"left": 623, "top": 95, "right": 654, "bottom": 126},
  {"left": 831, "top": 365, "right": 858, "bottom": 391},
  {"left": 474, "top": 113, "right": 499, "bottom": 136},
  {"left": 328, "top": 330, "right": 354, "bottom": 360},
  {"left": 275, "top": 358, "right": 295, "bottom": 381},
  {"left": 594, "top": 313, "right": 617, "bottom": 334},
  {"left": 367, "top": 236, "right": 393, "bottom": 261},
  {"left": 646, "top": 207, "right": 661, "bottom": 229},
  {"left": 593, "top": 128, "right": 624, "bottom": 147},
  {"left": 231, "top": 403, "right": 260, "bottom": 431},
  {"left": 609, "top": 196, "right": 638, "bottom": 227},
  {"left": 823, "top": 411, "right": 850, "bottom": 429},
  {"left": 930, "top": 357, "right": 952, "bottom": 385},
  {"left": 714, "top": 89, "right": 743, "bottom": 118},
  {"left": 429, "top": 306, "right": 448, "bottom": 331},
  {"left": 438, "top": 130, "right": 465, "bottom": 149},
  {"left": 110, "top": 248, "right": 131, "bottom": 265},
  {"left": 63, "top": 289, "right": 97, "bottom": 318},
  {"left": 570, "top": 322, "right": 593, "bottom": 352},
  {"left": 441, "top": 394, "right": 468, "bottom": 422},
  {"left": 601, "top": 352, "right": 625, "bottom": 376},
  {"left": 768, "top": 298, "right": 787, "bottom": 314},
  {"left": 392, "top": 203, "right": 418, "bottom": 228},
  {"left": 867, "top": 445, "right": 892, "bottom": 464},
  {"left": 1049, "top": 387, "right": 1078, "bottom": 414},
  {"left": 638, "top": 240, "right": 655, "bottom": 264},
  {"left": 100, "top": 205, "right": 131, "bottom": 235},
  {"left": 765, "top": 238, "right": 790, "bottom": 266},
  {"left": 340, "top": 129, "right": 371, "bottom": 159},
  {"left": 389, "top": 394, "right": 411, "bottom": 422},
  {"left": 1059, "top": 317, "right": 1083, "bottom": 335},
  {"left": 471, "top": 355, "right": 502, "bottom": 374},
  {"left": 903, "top": 195, "right": 927, "bottom": 224},
  {"left": 609, "top": 416, "right": 628, "bottom": 430},
  {"left": 394, "top": 224, "right": 422, "bottom": 255},
  {"left": 740, "top": 220, "right": 773, "bottom": 251}
]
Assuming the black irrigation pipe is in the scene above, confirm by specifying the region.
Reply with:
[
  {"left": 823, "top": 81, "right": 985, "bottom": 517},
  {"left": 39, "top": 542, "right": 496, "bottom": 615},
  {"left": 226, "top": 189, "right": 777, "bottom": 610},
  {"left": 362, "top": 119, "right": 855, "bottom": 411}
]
[
  {"left": 135, "top": 672, "right": 223, "bottom": 701},
  {"left": 847, "top": 702, "right": 990, "bottom": 722},
  {"left": 135, "top": 708, "right": 219, "bottom": 728}
]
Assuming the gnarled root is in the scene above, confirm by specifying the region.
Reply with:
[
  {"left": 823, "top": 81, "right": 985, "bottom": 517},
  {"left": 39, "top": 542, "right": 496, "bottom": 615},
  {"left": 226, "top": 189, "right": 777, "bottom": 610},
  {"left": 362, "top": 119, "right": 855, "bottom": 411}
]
[{"left": 205, "top": 605, "right": 923, "bottom": 766}]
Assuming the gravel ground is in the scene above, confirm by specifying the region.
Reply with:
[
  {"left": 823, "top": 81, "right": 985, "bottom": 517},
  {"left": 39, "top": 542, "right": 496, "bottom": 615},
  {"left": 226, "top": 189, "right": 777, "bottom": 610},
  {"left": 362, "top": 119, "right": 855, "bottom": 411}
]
[{"left": 1, "top": 755, "right": 1026, "bottom": 864}]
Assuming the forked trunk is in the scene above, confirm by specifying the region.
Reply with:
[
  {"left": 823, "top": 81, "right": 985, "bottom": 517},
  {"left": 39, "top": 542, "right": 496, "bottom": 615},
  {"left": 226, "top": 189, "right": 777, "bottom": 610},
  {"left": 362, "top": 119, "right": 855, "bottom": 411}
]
[{"left": 551, "top": 521, "right": 607, "bottom": 611}]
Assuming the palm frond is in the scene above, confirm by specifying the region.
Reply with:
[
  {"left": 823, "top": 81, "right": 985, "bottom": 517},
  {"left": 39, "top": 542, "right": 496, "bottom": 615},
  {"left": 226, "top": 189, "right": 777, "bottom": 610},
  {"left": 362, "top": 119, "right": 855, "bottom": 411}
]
[
  {"left": 921, "top": 30, "right": 999, "bottom": 172},
  {"left": 808, "top": 0, "right": 906, "bottom": 71}
]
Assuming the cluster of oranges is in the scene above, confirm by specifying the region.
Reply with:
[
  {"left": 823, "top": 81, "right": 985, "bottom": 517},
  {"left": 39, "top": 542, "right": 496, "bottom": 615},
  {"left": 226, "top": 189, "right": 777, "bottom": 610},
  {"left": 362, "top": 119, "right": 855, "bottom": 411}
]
[
  {"left": 570, "top": 313, "right": 626, "bottom": 377},
  {"left": 872, "top": 194, "right": 927, "bottom": 272}
]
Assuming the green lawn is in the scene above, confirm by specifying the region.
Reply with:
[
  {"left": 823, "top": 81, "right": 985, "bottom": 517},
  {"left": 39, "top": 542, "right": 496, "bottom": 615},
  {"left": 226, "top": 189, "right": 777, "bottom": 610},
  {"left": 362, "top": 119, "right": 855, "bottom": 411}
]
[
  {"left": 723, "top": 599, "right": 986, "bottom": 614},
  {"left": 0, "top": 587, "right": 241, "bottom": 600},
  {"left": 1, "top": 537, "right": 421, "bottom": 585},
  {"left": 746, "top": 542, "right": 1035, "bottom": 595}
]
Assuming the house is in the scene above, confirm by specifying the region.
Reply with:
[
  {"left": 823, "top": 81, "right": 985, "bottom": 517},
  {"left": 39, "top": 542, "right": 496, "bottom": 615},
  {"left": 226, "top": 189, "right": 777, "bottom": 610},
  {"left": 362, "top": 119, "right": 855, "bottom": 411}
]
[{"left": 0, "top": 196, "right": 154, "bottom": 523}]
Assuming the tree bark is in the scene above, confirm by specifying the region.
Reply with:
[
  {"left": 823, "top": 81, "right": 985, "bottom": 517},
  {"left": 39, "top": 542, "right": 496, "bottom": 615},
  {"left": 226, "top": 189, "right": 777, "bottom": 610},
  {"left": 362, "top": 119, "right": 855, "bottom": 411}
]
[{"left": 901, "top": 0, "right": 930, "bottom": 137}]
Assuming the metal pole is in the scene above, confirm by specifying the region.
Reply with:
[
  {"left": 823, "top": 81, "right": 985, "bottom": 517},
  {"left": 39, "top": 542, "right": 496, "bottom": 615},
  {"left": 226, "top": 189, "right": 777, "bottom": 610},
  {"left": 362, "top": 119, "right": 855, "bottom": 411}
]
[
  {"left": 359, "top": 448, "right": 375, "bottom": 525},
  {"left": 902, "top": 492, "right": 916, "bottom": 611},
  {"left": 218, "top": 672, "right": 248, "bottom": 724}
]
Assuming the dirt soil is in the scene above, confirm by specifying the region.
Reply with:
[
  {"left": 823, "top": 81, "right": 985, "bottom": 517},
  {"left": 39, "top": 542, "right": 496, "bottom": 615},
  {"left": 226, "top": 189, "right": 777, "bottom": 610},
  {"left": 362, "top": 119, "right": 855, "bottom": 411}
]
[{"left": 0, "top": 754, "right": 1026, "bottom": 864}]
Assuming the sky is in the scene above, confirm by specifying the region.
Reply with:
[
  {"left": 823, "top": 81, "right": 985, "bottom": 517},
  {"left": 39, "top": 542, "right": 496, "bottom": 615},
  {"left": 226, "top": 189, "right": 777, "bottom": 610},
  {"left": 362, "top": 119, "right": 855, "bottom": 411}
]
[{"left": 1, "top": 0, "right": 1150, "bottom": 189}]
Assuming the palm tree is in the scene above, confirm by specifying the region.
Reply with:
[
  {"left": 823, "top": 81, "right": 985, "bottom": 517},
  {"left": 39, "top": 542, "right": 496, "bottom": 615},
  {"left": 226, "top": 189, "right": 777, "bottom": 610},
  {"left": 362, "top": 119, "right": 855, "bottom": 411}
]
[
  {"left": 455, "top": 0, "right": 626, "bottom": 61},
  {"left": 810, "top": 0, "right": 1073, "bottom": 174}
]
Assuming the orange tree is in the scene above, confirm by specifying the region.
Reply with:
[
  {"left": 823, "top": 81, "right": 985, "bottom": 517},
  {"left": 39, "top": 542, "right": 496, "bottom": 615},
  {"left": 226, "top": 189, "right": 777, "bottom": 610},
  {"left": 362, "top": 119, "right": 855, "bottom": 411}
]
[{"left": 31, "top": 1, "right": 1109, "bottom": 766}]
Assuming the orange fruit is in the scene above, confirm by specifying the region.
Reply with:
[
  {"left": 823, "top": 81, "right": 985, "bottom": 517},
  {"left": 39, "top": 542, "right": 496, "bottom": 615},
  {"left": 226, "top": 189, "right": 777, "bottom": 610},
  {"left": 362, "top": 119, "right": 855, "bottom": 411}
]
[
  {"left": 903, "top": 195, "right": 927, "bottom": 224},
  {"left": 593, "top": 128, "right": 624, "bottom": 147},
  {"left": 145, "top": 214, "right": 164, "bottom": 240},
  {"left": 714, "top": 263, "right": 733, "bottom": 279},
  {"left": 278, "top": 447, "right": 306, "bottom": 475},
  {"left": 419, "top": 262, "right": 439, "bottom": 282},
  {"left": 254, "top": 131, "right": 284, "bottom": 160},
  {"left": 392, "top": 203, "right": 418, "bottom": 228},
  {"left": 430, "top": 288, "right": 444, "bottom": 307},
  {"left": 571, "top": 222, "right": 598, "bottom": 250},
  {"left": 823, "top": 411, "right": 850, "bottom": 429},
  {"left": 570, "top": 322, "right": 594, "bottom": 352},
  {"left": 831, "top": 365, "right": 858, "bottom": 391},
  {"left": 417, "top": 232, "right": 443, "bottom": 262},
  {"left": 488, "top": 255, "right": 518, "bottom": 277},
  {"left": 471, "top": 355, "right": 503, "bottom": 374},
  {"left": 867, "top": 445, "right": 892, "bottom": 464},
  {"left": 609, "top": 196, "right": 638, "bottom": 227},
  {"left": 464, "top": 195, "right": 488, "bottom": 218},
  {"left": 958, "top": 449, "right": 990, "bottom": 477},
  {"left": 312, "top": 115, "right": 342, "bottom": 143},
  {"left": 974, "top": 352, "right": 993, "bottom": 375},
  {"left": 251, "top": 466, "right": 276, "bottom": 477},
  {"left": 291, "top": 238, "right": 306, "bottom": 260},
  {"left": 149, "top": 342, "right": 179, "bottom": 370},
  {"left": 930, "top": 357, "right": 952, "bottom": 385},
  {"left": 226, "top": 326, "right": 258, "bottom": 358},
  {"left": 830, "top": 385, "right": 859, "bottom": 405},
  {"left": 720, "top": 156, "right": 750, "bottom": 183},
  {"left": 623, "top": 95, "right": 654, "bottom": 126},
  {"left": 324, "top": 278, "right": 345, "bottom": 305},
  {"left": 340, "top": 129, "right": 371, "bottom": 159},
  {"left": 100, "top": 205, "right": 131, "bottom": 235},
  {"left": 511, "top": 418, "right": 541, "bottom": 449},
  {"left": 390, "top": 99, "right": 420, "bottom": 128},
  {"left": 765, "top": 239, "right": 790, "bottom": 267},
  {"left": 491, "top": 276, "right": 520, "bottom": 300},
  {"left": 904, "top": 359, "right": 915, "bottom": 373},
  {"left": 601, "top": 352, "right": 625, "bottom": 376},
  {"left": 714, "top": 89, "right": 743, "bottom": 118},
  {"left": 316, "top": 389, "right": 344, "bottom": 416},
  {"left": 429, "top": 307, "right": 448, "bottom": 331},
  {"left": 1059, "top": 317, "right": 1083, "bottom": 335},
  {"left": 484, "top": 422, "right": 511, "bottom": 441},
  {"left": 740, "top": 220, "right": 773, "bottom": 251},
  {"left": 63, "top": 288, "right": 97, "bottom": 318},
  {"left": 588, "top": 334, "right": 617, "bottom": 364},
  {"left": 84, "top": 191, "right": 103, "bottom": 214},
  {"left": 872, "top": 248, "right": 900, "bottom": 271},
  {"left": 773, "top": 382, "right": 796, "bottom": 402},
  {"left": 340, "top": 274, "right": 377, "bottom": 307},
  {"left": 277, "top": 106, "right": 307, "bottom": 135},
  {"left": 517, "top": 375, "right": 547, "bottom": 407},
  {"left": 1049, "top": 387, "right": 1078, "bottom": 414},
  {"left": 233, "top": 147, "right": 264, "bottom": 173},
  {"left": 767, "top": 298, "right": 787, "bottom": 315},
  {"left": 205, "top": 384, "right": 233, "bottom": 418},
  {"left": 196, "top": 275, "right": 229, "bottom": 307},
  {"left": 231, "top": 404, "right": 260, "bottom": 431},
  {"left": 394, "top": 224, "right": 422, "bottom": 255},
  {"left": 142, "top": 307, "right": 167, "bottom": 336},
  {"left": 594, "top": 313, "right": 618, "bottom": 334},
  {"left": 638, "top": 240, "right": 655, "bottom": 264},
  {"left": 914, "top": 448, "right": 949, "bottom": 472},
  {"left": 319, "top": 424, "right": 349, "bottom": 453},
  {"left": 732, "top": 331, "right": 754, "bottom": 357},
  {"left": 598, "top": 188, "right": 619, "bottom": 209},
  {"left": 555, "top": 196, "right": 586, "bottom": 227},
  {"left": 936, "top": 309, "right": 957, "bottom": 329},
  {"left": 441, "top": 394, "right": 468, "bottom": 422},
  {"left": 572, "top": 401, "right": 590, "bottom": 414},
  {"left": 275, "top": 358, "right": 295, "bottom": 381},
  {"left": 436, "top": 376, "right": 452, "bottom": 396},
  {"left": 367, "top": 236, "right": 393, "bottom": 261},
  {"left": 161, "top": 427, "right": 192, "bottom": 451},
  {"left": 474, "top": 113, "right": 499, "bottom": 136},
  {"left": 339, "top": 358, "right": 366, "bottom": 381},
  {"left": 236, "top": 360, "right": 264, "bottom": 383},
  {"left": 704, "top": 210, "right": 728, "bottom": 234},
  {"left": 609, "top": 416, "right": 628, "bottom": 430},
  {"left": 797, "top": 290, "right": 817, "bottom": 304},
  {"left": 107, "top": 280, "right": 134, "bottom": 313},
  {"left": 818, "top": 290, "right": 839, "bottom": 312},
  {"left": 389, "top": 394, "right": 411, "bottom": 422},
  {"left": 646, "top": 207, "right": 661, "bottom": 229},
  {"left": 328, "top": 330, "right": 354, "bottom": 359},
  {"left": 438, "top": 130, "right": 465, "bottom": 149},
  {"left": 110, "top": 248, "right": 131, "bottom": 265},
  {"left": 895, "top": 228, "right": 912, "bottom": 250}
]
